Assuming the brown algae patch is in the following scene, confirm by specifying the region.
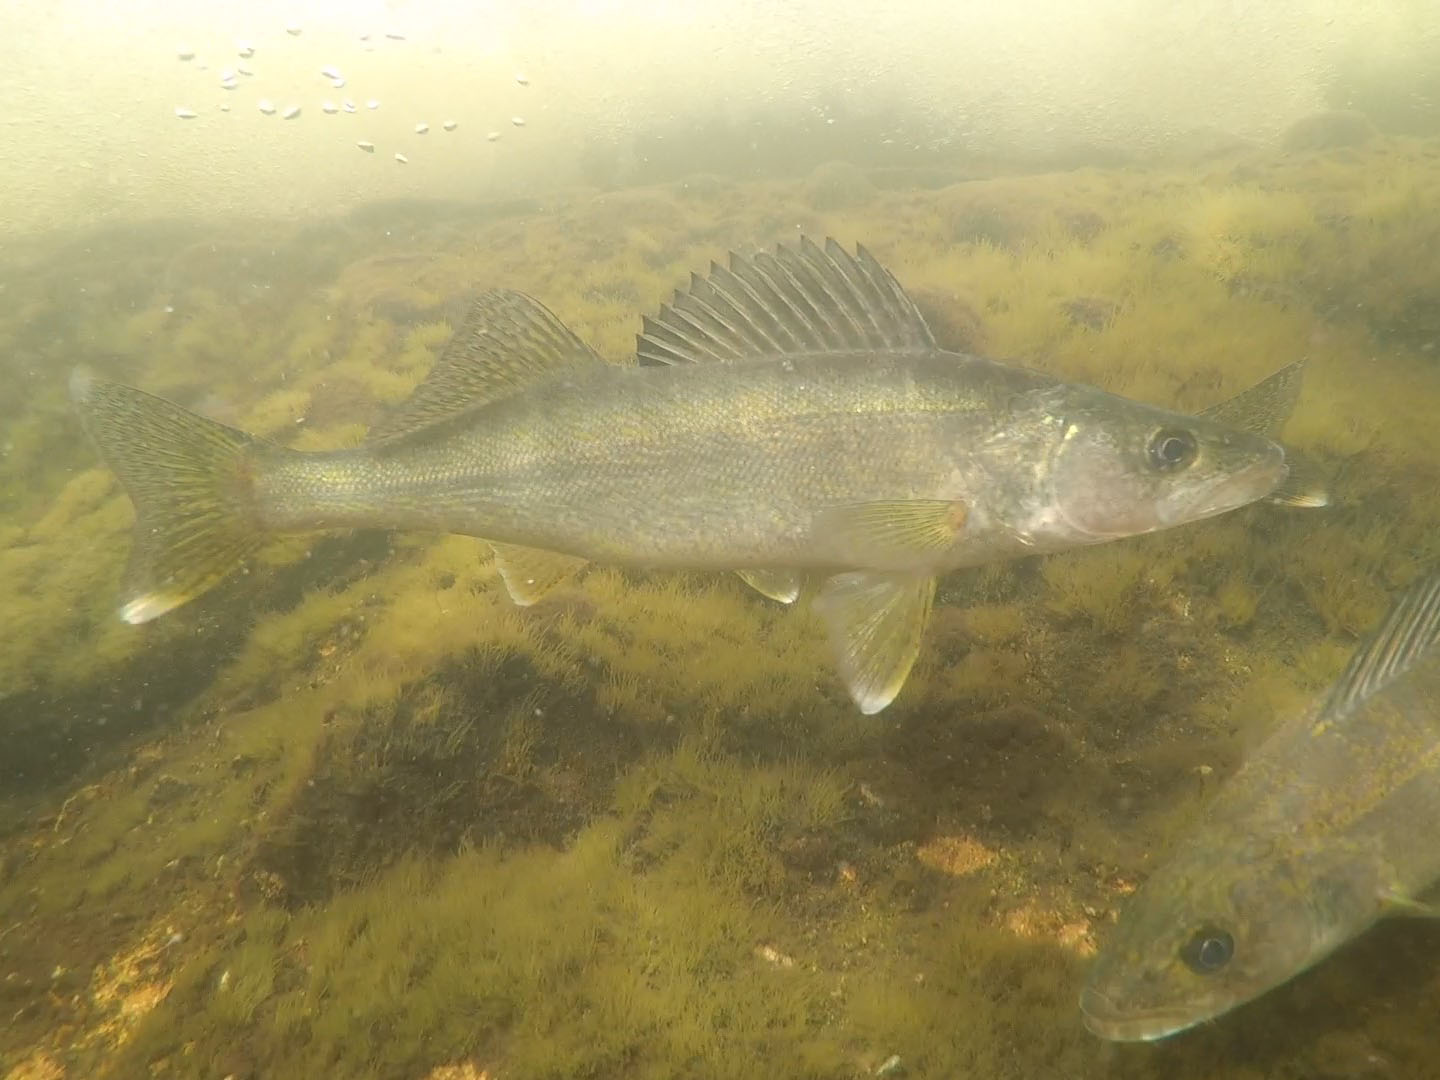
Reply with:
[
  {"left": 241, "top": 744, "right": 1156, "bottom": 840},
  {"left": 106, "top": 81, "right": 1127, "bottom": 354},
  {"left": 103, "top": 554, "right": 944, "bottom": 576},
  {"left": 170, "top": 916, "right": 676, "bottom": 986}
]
[
  {"left": 1002, "top": 903, "right": 1098, "bottom": 957},
  {"left": 915, "top": 834, "right": 1000, "bottom": 877},
  {"left": 85, "top": 924, "right": 182, "bottom": 1049},
  {"left": 423, "top": 1067, "right": 494, "bottom": 1080},
  {"left": 3, "top": 1053, "right": 65, "bottom": 1080}
]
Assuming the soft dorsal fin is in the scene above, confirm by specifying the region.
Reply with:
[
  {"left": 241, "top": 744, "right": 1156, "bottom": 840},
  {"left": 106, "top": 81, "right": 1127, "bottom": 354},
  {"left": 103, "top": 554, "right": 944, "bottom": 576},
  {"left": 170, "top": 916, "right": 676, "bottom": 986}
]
[
  {"left": 1320, "top": 573, "right": 1440, "bottom": 719},
  {"left": 368, "top": 290, "right": 602, "bottom": 443},
  {"left": 1197, "top": 359, "right": 1329, "bottom": 508},
  {"left": 636, "top": 236, "right": 936, "bottom": 367},
  {"left": 1198, "top": 359, "right": 1306, "bottom": 439}
]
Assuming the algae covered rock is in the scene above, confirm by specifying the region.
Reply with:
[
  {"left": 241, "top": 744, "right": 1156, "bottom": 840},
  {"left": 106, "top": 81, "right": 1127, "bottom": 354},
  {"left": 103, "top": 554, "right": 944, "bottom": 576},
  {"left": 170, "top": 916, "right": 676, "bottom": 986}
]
[
  {"left": 910, "top": 289, "right": 987, "bottom": 354},
  {"left": 1166, "top": 125, "right": 1256, "bottom": 164},
  {"left": 1280, "top": 110, "right": 1378, "bottom": 153},
  {"left": 803, "top": 160, "right": 877, "bottom": 211}
]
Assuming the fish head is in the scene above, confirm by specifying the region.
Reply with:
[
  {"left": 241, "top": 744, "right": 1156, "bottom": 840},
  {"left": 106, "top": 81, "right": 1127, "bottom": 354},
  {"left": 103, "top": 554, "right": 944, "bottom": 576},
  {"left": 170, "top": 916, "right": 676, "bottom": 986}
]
[
  {"left": 1034, "top": 389, "right": 1287, "bottom": 544},
  {"left": 1081, "top": 837, "right": 1382, "bottom": 1042}
]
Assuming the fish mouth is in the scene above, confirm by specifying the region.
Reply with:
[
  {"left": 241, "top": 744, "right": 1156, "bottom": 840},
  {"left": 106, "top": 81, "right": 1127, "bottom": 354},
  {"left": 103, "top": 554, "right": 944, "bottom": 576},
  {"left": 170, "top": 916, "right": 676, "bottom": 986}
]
[
  {"left": 1079, "top": 986, "right": 1198, "bottom": 1043},
  {"left": 1167, "top": 449, "right": 1287, "bottom": 527}
]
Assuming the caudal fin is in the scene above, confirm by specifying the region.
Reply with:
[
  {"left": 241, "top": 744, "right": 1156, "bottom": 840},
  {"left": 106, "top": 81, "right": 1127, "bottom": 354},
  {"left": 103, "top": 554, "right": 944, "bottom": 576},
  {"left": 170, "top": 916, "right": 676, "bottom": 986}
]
[{"left": 69, "top": 368, "right": 265, "bottom": 623}]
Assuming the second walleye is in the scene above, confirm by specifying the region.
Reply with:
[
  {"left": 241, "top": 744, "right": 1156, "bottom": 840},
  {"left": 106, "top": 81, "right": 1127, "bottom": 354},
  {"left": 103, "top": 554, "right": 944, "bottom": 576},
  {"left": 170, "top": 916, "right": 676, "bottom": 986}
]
[{"left": 73, "top": 237, "right": 1321, "bottom": 713}]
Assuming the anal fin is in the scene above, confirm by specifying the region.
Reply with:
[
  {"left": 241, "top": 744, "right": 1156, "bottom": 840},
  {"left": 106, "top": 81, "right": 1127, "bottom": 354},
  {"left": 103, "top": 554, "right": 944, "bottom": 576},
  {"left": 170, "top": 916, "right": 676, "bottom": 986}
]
[
  {"left": 489, "top": 542, "right": 587, "bottom": 606},
  {"left": 815, "top": 571, "right": 936, "bottom": 714},
  {"left": 736, "top": 569, "right": 801, "bottom": 604}
]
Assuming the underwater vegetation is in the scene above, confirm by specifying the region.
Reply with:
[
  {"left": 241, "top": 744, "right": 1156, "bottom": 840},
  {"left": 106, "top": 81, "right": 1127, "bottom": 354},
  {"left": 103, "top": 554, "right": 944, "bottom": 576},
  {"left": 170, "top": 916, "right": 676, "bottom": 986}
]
[{"left": 5, "top": 127, "right": 1440, "bottom": 1078}]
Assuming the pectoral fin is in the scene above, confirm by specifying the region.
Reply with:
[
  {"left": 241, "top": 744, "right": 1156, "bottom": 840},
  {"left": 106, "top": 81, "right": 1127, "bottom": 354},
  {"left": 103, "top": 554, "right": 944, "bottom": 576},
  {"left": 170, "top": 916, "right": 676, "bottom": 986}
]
[
  {"left": 736, "top": 569, "right": 801, "bottom": 604},
  {"left": 815, "top": 500, "right": 968, "bottom": 565},
  {"left": 488, "top": 542, "right": 587, "bottom": 606},
  {"left": 815, "top": 571, "right": 936, "bottom": 714}
]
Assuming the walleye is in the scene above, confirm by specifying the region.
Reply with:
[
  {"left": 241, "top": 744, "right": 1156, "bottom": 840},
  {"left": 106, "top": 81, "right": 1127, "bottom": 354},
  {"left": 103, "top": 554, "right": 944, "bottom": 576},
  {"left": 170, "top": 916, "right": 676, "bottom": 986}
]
[
  {"left": 1082, "top": 573, "right": 1440, "bottom": 1042},
  {"left": 73, "top": 237, "right": 1312, "bottom": 713}
]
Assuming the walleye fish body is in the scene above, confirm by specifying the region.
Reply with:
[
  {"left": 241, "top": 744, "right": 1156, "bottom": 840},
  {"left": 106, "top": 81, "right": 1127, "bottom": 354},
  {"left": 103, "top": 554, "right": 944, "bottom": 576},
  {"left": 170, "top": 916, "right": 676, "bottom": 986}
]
[
  {"left": 252, "top": 350, "right": 1269, "bottom": 571},
  {"left": 73, "top": 237, "right": 1312, "bottom": 713},
  {"left": 1083, "top": 573, "right": 1440, "bottom": 1042}
]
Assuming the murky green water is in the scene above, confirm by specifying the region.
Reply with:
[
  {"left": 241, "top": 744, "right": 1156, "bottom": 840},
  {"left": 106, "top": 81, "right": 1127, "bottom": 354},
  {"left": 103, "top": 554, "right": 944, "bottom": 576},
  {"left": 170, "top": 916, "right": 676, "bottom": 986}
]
[{"left": 5, "top": 19, "right": 1440, "bottom": 1078}]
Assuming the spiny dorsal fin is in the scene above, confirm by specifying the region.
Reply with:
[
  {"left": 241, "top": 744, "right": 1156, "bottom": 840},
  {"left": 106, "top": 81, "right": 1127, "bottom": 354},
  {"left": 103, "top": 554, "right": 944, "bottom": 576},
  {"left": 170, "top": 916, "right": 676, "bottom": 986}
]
[
  {"left": 1198, "top": 359, "right": 1306, "bottom": 439},
  {"left": 636, "top": 236, "right": 935, "bottom": 367},
  {"left": 1321, "top": 574, "right": 1440, "bottom": 719},
  {"left": 369, "top": 290, "right": 601, "bottom": 443}
]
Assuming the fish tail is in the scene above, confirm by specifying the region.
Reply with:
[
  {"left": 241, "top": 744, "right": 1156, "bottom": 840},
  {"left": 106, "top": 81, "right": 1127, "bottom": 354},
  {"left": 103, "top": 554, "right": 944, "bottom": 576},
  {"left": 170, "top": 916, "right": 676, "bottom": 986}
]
[{"left": 69, "top": 367, "right": 266, "bottom": 624}]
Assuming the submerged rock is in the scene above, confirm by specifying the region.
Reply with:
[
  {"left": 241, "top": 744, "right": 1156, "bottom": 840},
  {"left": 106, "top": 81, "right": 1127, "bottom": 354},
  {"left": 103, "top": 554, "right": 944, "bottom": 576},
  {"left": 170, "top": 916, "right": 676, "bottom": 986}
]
[
  {"left": 1063, "top": 296, "right": 1120, "bottom": 331},
  {"left": 1281, "top": 110, "right": 1378, "bottom": 153},
  {"left": 804, "top": 161, "right": 877, "bottom": 211},
  {"left": 910, "top": 289, "right": 987, "bottom": 354}
]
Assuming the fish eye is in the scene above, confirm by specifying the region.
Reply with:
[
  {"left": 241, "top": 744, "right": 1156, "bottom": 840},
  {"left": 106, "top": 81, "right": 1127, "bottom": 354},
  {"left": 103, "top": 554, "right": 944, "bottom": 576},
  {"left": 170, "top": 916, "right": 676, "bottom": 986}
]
[
  {"left": 1179, "top": 926, "right": 1234, "bottom": 974},
  {"left": 1147, "top": 428, "right": 1198, "bottom": 472}
]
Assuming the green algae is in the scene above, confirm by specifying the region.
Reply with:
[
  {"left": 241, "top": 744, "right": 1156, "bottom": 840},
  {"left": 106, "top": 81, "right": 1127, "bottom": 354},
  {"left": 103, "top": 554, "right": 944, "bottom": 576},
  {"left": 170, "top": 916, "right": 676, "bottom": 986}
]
[
  {"left": 4, "top": 134, "right": 1440, "bottom": 1079},
  {"left": 103, "top": 737, "right": 856, "bottom": 1079}
]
